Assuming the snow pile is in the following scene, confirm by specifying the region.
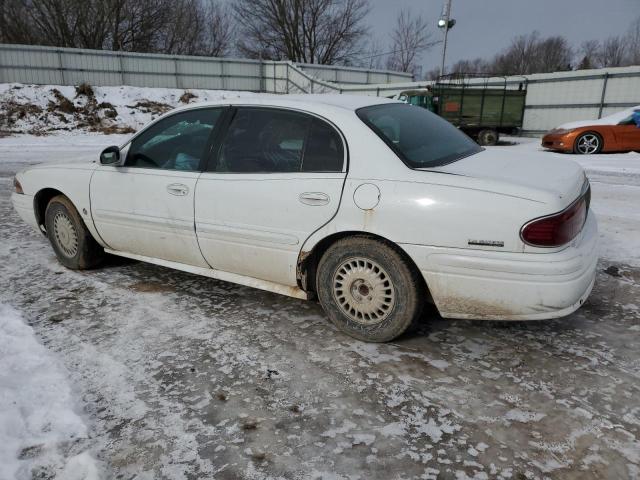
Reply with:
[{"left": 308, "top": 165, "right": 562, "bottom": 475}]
[
  {"left": 556, "top": 105, "right": 640, "bottom": 130},
  {"left": 0, "top": 83, "right": 252, "bottom": 135},
  {"left": 0, "top": 303, "right": 101, "bottom": 480}
]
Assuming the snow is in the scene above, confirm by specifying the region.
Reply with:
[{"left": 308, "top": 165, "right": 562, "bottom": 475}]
[
  {"left": 0, "top": 83, "right": 252, "bottom": 135},
  {"left": 0, "top": 303, "right": 100, "bottom": 480},
  {"left": 556, "top": 105, "right": 640, "bottom": 130}
]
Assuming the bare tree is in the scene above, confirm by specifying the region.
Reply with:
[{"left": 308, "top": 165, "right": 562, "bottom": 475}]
[
  {"left": 231, "top": 0, "right": 370, "bottom": 64},
  {"left": 535, "top": 36, "right": 572, "bottom": 72},
  {"left": 154, "top": 0, "right": 231, "bottom": 56},
  {"left": 0, "top": 0, "right": 231, "bottom": 57},
  {"left": 596, "top": 36, "right": 627, "bottom": 67},
  {"left": 424, "top": 66, "right": 441, "bottom": 80},
  {"left": 489, "top": 31, "right": 572, "bottom": 75},
  {"left": 577, "top": 39, "right": 600, "bottom": 69},
  {"left": 358, "top": 38, "right": 386, "bottom": 70},
  {"left": 385, "top": 9, "right": 435, "bottom": 75},
  {"left": 449, "top": 57, "right": 492, "bottom": 76},
  {"left": 491, "top": 31, "right": 540, "bottom": 75}
]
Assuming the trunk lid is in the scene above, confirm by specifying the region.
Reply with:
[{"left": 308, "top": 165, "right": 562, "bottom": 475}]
[{"left": 433, "top": 147, "right": 586, "bottom": 208}]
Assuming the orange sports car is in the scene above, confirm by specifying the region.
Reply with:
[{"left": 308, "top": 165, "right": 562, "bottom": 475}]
[{"left": 542, "top": 106, "right": 640, "bottom": 154}]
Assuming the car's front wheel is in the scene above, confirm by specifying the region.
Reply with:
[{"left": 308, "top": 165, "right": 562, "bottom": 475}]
[
  {"left": 574, "top": 132, "right": 602, "bottom": 154},
  {"left": 45, "top": 195, "right": 104, "bottom": 270},
  {"left": 316, "top": 236, "right": 424, "bottom": 342}
]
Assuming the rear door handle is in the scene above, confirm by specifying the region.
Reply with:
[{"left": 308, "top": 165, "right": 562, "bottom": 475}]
[
  {"left": 299, "top": 192, "right": 330, "bottom": 206},
  {"left": 167, "top": 183, "right": 189, "bottom": 196}
]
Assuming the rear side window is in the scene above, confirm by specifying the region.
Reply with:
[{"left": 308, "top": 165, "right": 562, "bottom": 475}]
[
  {"left": 357, "top": 103, "right": 482, "bottom": 169},
  {"left": 302, "top": 119, "right": 344, "bottom": 172},
  {"left": 212, "top": 108, "right": 344, "bottom": 173}
]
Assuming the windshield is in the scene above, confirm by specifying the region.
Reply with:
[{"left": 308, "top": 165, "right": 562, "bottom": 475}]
[{"left": 357, "top": 103, "right": 482, "bottom": 169}]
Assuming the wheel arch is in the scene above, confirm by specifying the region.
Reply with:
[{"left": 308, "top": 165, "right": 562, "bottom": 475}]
[
  {"left": 297, "top": 230, "right": 430, "bottom": 301},
  {"left": 34, "top": 188, "right": 67, "bottom": 234}
]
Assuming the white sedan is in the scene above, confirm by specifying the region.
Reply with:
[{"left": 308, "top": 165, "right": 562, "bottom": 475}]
[{"left": 11, "top": 95, "right": 598, "bottom": 342}]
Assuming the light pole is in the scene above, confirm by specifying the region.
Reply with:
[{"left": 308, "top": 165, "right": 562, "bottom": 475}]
[{"left": 438, "top": 0, "right": 455, "bottom": 77}]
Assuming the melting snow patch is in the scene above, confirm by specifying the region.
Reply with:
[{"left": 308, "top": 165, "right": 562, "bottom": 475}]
[
  {"left": 504, "top": 409, "right": 546, "bottom": 423},
  {"left": 0, "top": 303, "right": 100, "bottom": 479}
]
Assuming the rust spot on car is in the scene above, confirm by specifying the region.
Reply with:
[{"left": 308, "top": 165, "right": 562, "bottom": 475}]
[
  {"left": 296, "top": 250, "right": 312, "bottom": 290},
  {"left": 363, "top": 209, "right": 375, "bottom": 230}
]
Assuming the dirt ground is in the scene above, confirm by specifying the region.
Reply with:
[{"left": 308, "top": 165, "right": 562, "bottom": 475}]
[{"left": 0, "top": 137, "right": 639, "bottom": 480}]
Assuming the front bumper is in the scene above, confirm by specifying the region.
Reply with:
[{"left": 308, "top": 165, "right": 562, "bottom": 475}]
[
  {"left": 542, "top": 133, "right": 575, "bottom": 152},
  {"left": 11, "top": 192, "right": 39, "bottom": 231},
  {"left": 401, "top": 212, "right": 598, "bottom": 320}
]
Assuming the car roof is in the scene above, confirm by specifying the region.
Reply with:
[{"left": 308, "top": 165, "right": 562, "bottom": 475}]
[{"left": 174, "top": 93, "right": 400, "bottom": 114}]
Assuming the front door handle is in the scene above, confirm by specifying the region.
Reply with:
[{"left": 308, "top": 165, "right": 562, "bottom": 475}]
[
  {"left": 299, "top": 192, "right": 330, "bottom": 206},
  {"left": 167, "top": 183, "right": 189, "bottom": 196}
]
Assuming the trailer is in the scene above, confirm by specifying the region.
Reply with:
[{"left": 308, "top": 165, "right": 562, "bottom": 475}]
[{"left": 396, "top": 75, "right": 527, "bottom": 146}]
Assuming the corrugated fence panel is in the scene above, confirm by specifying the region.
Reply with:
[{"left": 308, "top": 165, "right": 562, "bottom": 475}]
[
  {"left": 604, "top": 75, "right": 640, "bottom": 104},
  {"left": 523, "top": 107, "right": 600, "bottom": 131},
  {"left": 526, "top": 79, "right": 604, "bottom": 105},
  {"left": 0, "top": 44, "right": 409, "bottom": 92}
]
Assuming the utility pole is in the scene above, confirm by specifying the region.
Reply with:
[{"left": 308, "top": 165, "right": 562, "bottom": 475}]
[{"left": 438, "top": 0, "right": 455, "bottom": 77}]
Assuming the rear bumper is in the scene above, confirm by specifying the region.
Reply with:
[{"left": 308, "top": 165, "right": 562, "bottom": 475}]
[
  {"left": 401, "top": 212, "right": 598, "bottom": 320},
  {"left": 11, "top": 192, "right": 39, "bottom": 231}
]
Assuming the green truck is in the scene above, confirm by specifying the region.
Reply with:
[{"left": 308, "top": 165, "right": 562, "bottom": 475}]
[{"left": 396, "top": 77, "right": 527, "bottom": 146}]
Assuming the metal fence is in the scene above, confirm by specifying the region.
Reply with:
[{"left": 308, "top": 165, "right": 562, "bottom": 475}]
[
  {"left": 1, "top": 43, "right": 638, "bottom": 134},
  {"left": 0, "top": 43, "right": 412, "bottom": 92}
]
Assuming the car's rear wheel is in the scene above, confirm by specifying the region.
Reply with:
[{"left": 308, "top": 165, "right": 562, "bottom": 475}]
[
  {"left": 316, "top": 236, "right": 423, "bottom": 342},
  {"left": 477, "top": 129, "right": 499, "bottom": 146},
  {"left": 44, "top": 195, "right": 104, "bottom": 270},
  {"left": 574, "top": 132, "right": 602, "bottom": 154}
]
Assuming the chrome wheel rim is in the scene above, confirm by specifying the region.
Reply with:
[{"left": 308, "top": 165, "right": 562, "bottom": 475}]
[
  {"left": 332, "top": 257, "right": 395, "bottom": 325},
  {"left": 53, "top": 212, "right": 78, "bottom": 257},
  {"left": 577, "top": 134, "right": 600, "bottom": 154}
]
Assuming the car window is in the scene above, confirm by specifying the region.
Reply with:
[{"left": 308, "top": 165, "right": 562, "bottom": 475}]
[
  {"left": 214, "top": 108, "right": 312, "bottom": 173},
  {"left": 301, "top": 119, "right": 344, "bottom": 172},
  {"left": 126, "top": 108, "right": 222, "bottom": 170},
  {"left": 357, "top": 103, "right": 482, "bottom": 169},
  {"left": 618, "top": 115, "right": 635, "bottom": 126}
]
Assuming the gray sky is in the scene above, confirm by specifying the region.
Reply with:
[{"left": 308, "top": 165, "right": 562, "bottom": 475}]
[{"left": 366, "top": 0, "right": 639, "bottom": 73}]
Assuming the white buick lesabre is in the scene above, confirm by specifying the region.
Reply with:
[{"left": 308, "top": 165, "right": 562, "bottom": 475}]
[{"left": 11, "top": 95, "right": 598, "bottom": 342}]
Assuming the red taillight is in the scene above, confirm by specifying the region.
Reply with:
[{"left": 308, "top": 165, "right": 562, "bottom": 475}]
[{"left": 521, "top": 189, "right": 589, "bottom": 247}]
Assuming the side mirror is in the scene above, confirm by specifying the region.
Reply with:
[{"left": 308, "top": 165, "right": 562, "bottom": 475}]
[{"left": 100, "top": 145, "right": 121, "bottom": 165}]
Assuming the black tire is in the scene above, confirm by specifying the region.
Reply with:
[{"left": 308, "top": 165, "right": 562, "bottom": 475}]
[
  {"left": 44, "top": 195, "right": 104, "bottom": 270},
  {"left": 573, "top": 132, "right": 603, "bottom": 154},
  {"left": 477, "top": 129, "right": 499, "bottom": 146},
  {"left": 316, "top": 236, "right": 424, "bottom": 342}
]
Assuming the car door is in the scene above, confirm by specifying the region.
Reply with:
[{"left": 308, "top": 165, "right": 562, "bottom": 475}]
[
  {"left": 91, "top": 107, "right": 225, "bottom": 267},
  {"left": 195, "top": 106, "right": 347, "bottom": 286},
  {"left": 614, "top": 115, "right": 640, "bottom": 151}
]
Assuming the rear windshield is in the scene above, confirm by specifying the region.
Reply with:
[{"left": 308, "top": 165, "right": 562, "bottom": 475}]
[{"left": 357, "top": 103, "right": 482, "bottom": 169}]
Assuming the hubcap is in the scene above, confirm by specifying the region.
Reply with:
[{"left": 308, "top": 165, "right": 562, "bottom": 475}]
[
  {"left": 577, "top": 134, "right": 599, "bottom": 154},
  {"left": 53, "top": 212, "right": 78, "bottom": 257},
  {"left": 332, "top": 257, "right": 395, "bottom": 325}
]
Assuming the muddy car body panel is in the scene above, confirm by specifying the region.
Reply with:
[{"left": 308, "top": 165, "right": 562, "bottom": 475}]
[{"left": 12, "top": 94, "right": 598, "bottom": 323}]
